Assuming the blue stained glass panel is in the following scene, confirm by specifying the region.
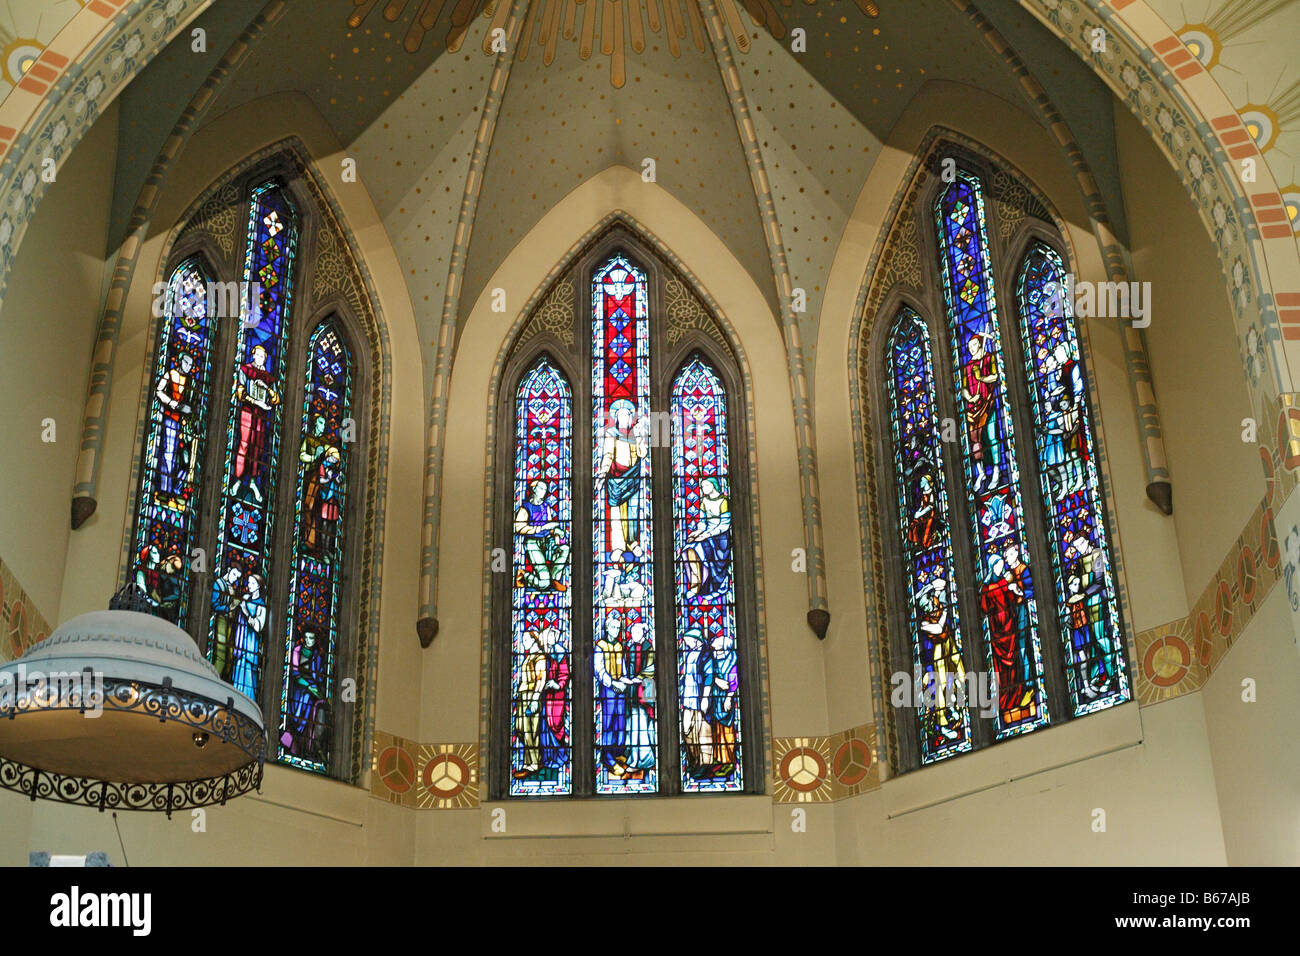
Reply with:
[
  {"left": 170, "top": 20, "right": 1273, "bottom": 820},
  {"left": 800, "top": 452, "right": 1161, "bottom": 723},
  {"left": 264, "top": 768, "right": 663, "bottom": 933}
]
[
  {"left": 207, "top": 182, "right": 298, "bottom": 701},
  {"left": 131, "top": 258, "right": 214, "bottom": 624},
  {"left": 935, "top": 171, "right": 1048, "bottom": 738},
  {"left": 592, "top": 255, "right": 657, "bottom": 795},
  {"left": 278, "top": 321, "right": 353, "bottom": 773},
  {"left": 671, "top": 356, "right": 743, "bottom": 792},
  {"left": 510, "top": 357, "right": 575, "bottom": 796},
  {"left": 1016, "top": 243, "right": 1130, "bottom": 715},
  {"left": 886, "top": 307, "right": 973, "bottom": 762}
]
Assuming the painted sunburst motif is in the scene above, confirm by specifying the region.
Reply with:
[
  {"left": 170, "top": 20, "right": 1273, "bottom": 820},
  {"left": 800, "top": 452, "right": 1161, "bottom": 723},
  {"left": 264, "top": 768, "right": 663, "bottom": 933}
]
[
  {"left": 347, "top": 0, "right": 878, "bottom": 87},
  {"left": 415, "top": 742, "right": 480, "bottom": 809}
]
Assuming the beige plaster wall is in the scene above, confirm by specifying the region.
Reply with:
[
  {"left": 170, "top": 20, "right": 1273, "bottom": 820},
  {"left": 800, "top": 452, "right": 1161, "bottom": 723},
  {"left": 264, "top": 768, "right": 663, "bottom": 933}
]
[
  {"left": 1197, "top": 584, "right": 1300, "bottom": 865},
  {"left": 0, "top": 99, "right": 118, "bottom": 623},
  {"left": 1114, "top": 109, "right": 1263, "bottom": 602}
]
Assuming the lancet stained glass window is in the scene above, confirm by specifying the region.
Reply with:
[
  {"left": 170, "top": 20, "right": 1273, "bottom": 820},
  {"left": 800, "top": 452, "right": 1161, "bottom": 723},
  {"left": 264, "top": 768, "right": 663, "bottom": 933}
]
[
  {"left": 125, "top": 168, "right": 374, "bottom": 783},
  {"left": 131, "top": 258, "right": 215, "bottom": 624},
  {"left": 1016, "top": 243, "right": 1130, "bottom": 714},
  {"left": 501, "top": 241, "right": 754, "bottom": 799},
  {"left": 935, "top": 171, "right": 1047, "bottom": 739},
  {"left": 671, "top": 356, "right": 742, "bottom": 792},
  {"left": 277, "top": 321, "right": 353, "bottom": 773},
  {"left": 880, "top": 157, "right": 1133, "bottom": 771},
  {"left": 592, "top": 255, "right": 657, "bottom": 795},
  {"left": 510, "top": 357, "right": 574, "bottom": 796},
  {"left": 886, "top": 307, "right": 972, "bottom": 763},
  {"left": 207, "top": 181, "right": 299, "bottom": 701}
]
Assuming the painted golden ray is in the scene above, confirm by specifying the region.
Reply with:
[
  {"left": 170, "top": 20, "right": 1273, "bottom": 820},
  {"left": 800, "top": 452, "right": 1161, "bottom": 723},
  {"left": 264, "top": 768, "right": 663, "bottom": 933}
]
[{"left": 348, "top": 0, "right": 878, "bottom": 88}]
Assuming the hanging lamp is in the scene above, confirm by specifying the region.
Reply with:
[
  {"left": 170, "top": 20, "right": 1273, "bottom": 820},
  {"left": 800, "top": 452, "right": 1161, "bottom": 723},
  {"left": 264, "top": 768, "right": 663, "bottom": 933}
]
[{"left": 0, "top": 586, "right": 265, "bottom": 817}]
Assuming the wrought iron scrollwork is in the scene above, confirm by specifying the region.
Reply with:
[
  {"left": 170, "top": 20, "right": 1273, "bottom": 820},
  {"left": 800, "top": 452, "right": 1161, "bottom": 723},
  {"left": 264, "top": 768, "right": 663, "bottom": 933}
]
[{"left": 0, "top": 676, "right": 265, "bottom": 816}]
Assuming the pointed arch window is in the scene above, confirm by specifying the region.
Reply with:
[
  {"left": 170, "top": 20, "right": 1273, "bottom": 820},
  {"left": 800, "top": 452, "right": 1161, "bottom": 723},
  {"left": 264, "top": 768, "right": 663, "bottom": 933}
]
[
  {"left": 497, "top": 234, "right": 760, "bottom": 799},
  {"left": 131, "top": 258, "right": 217, "bottom": 625},
  {"left": 278, "top": 320, "right": 354, "bottom": 772},
  {"left": 877, "top": 158, "right": 1132, "bottom": 770},
  {"left": 509, "top": 357, "right": 574, "bottom": 796},
  {"left": 126, "top": 169, "right": 374, "bottom": 782},
  {"left": 209, "top": 182, "right": 299, "bottom": 701}
]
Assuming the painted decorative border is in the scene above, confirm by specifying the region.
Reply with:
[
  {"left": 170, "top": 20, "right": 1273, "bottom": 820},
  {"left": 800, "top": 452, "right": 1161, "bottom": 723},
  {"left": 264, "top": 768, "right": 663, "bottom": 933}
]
[
  {"left": 1024, "top": 0, "right": 1297, "bottom": 409},
  {"left": 772, "top": 722, "right": 880, "bottom": 804},
  {"left": 370, "top": 731, "right": 481, "bottom": 810},
  {"left": 0, "top": 0, "right": 216, "bottom": 303},
  {"left": 0, "top": 555, "right": 51, "bottom": 665}
]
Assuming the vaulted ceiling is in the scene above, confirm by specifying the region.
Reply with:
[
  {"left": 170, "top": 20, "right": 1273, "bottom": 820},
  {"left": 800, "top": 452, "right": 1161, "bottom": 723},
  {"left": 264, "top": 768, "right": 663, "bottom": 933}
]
[{"left": 105, "top": 0, "right": 1128, "bottom": 408}]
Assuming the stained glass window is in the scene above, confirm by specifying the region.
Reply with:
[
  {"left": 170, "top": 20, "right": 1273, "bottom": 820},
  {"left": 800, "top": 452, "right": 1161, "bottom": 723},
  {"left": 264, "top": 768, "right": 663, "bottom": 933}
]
[
  {"left": 591, "top": 255, "right": 657, "bottom": 795},
  {"left": 886, "top": 308, "right": 972, "bottom": 763},
  {"left": 1016, "top": 243, "right": 1130, "bottom": 714},
  {"left": 130, "top": 258, "right": 215, "bottom": 624},
  {"left": 277, "top": 321, "right": 353, "bottom": 773},
  {"left": 207, "top": 181, "right": 299, "bottom": 701},
  {"left": 510, "top": 357, "right": 574, "bottom": 796},
  {"left": 671, "top": 356, "right": 743, "bottom": 792},
  {"left": 501, "top": 242, "right": 755, "bottom": 799},
  {"left": 935, "top": 171, "right": 1047, "bottom": 739}
]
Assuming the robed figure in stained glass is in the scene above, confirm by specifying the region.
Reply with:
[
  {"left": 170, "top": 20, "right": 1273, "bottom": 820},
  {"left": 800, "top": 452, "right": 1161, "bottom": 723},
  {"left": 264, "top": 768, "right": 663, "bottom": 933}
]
[
  {"left": 703, "top": 633, "right": 739, "bottom": 774},
  {"left": 538, "top": 628, "right": 570, "bottom": 772},
  {"left": 230, "top": 343, "right": 280, "bottom": 503},
  {"left": 515, "top": 480, "right": 570, "bottom": 592},
  {"left": 514, "top": 630, "right": 548, "bottom": 777},
  {"left": 299, "top": 416, "right": 343, "bottom": 553},
  {"left": 679, "top": 628, "right": 713, "bottom": 770},
  {"left": 682, "top": 478, "right": 732, "bottom": 600},
  {"left": 282, "top": 628, "right": 328, "bottom": 761},
  {"left": 594, "top": 612, "right": 634, "bottom": 775},
  {"left": 154, "top": 351, "right": 197, "bottom": 507},
  {"left": 961, "top": 332, "right": 1001, "bottom": 493},
  {"left": 231, "top": 573, "right": 266, "bottom": 698},
  {"left": 624, "top": 622, "right": 656, "bottom": 771},
  {"left": 596, "top": 398, "right": 649, "bottom": 558}
]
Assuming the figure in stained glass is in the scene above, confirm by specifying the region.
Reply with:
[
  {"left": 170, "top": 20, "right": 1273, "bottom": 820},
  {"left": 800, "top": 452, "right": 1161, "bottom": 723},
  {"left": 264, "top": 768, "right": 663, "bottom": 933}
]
[
  {"left": 936, "top": 171, "right": 1047, "bottom": 736},
  {"left": 232, "top": 573, "right": 266, "bottom": 699},
  {"left": 515, "top": 480, "right": 570, "bottom": 592},
  {"left": 596, "top": 399, "right": 650, "bottom": 558},
  {"left": 538, "top": 627, "right": 570, "bottom": 773},
  {"left": 282, "top": 628, "right": 328, "bottom": 762},
  {"left": 510, "top": 357, "right": 574, "bottom": 795},
  {"left": 299, "top": 415, "right": 342, "bottom": 553},
  {"left": 625, "top": 622, "right": 656, "bottom": 771},
  {"left": 682, "top": 478, "right": 732, "bottom": 600},
  {"left": 679, "top": 629, "right": 712, "bottom": 769},
  {"left": 154, "top": 351, "right": 197, "bottom": 505},
  {"left": 594, "top": 611, "right": 634, "bottom": 775},
  {"left": 1016, "top": 242, "right": 1130, "bottom": 714},
  {"left": 230, "top": 344, "right": 281, "bottom": 503}
]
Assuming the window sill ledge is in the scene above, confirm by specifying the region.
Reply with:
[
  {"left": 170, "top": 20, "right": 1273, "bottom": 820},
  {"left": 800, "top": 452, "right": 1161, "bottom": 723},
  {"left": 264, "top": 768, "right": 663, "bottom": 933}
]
[
  {"left": 882, "top": 700, "right": 1143, "bottom": 817},
  {"left": 481, "top": 793, "right": 773, "bottom": 839}
]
